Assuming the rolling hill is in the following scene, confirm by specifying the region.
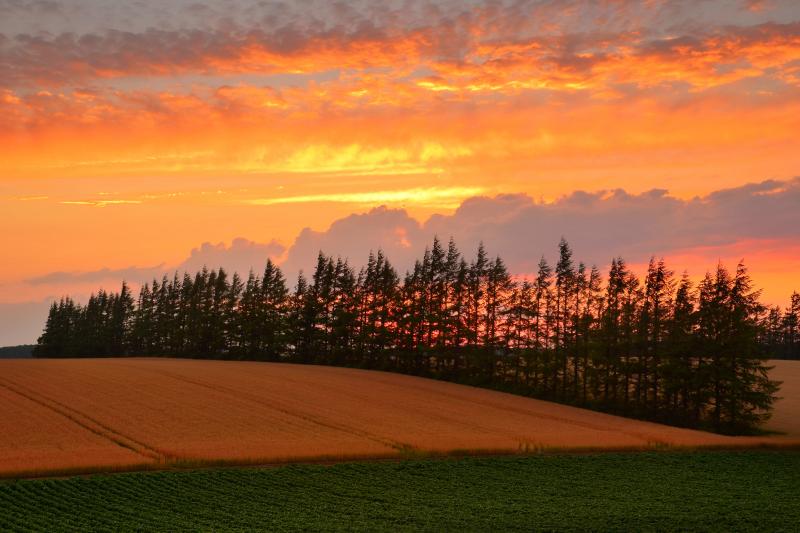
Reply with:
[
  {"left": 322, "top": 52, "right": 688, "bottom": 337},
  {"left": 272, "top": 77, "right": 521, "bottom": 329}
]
[{"left": 0, "top": 358, "right": 797, "bottom": 478}]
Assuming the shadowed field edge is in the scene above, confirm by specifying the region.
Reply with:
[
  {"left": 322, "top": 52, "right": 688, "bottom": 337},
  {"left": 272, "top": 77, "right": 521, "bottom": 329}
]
[{"left": 3, "top": 441, "right": 800, "bottom": 482}]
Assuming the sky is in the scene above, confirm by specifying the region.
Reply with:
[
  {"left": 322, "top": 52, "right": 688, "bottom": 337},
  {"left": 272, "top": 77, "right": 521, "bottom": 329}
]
[{"left": 1, "top": 0, "right": 799, "bottom": 345}]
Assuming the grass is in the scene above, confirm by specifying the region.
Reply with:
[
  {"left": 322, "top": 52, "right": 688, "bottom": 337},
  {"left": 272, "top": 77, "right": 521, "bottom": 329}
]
[{"left": 1, "top": 451, "right": 798, "bottom": 532}]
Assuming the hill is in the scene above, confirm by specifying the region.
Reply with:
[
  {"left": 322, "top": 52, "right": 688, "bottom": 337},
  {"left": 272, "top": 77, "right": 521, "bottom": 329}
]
[
  {"left": 0, "top": 345, "right": 33, "bottom": 358},
  {"left": 0, "top": 358, "right": 797, "bottom": 478}
]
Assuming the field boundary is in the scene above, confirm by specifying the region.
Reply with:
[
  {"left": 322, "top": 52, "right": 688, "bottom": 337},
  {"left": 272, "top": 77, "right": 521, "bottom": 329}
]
[
  {"left": 2, "top": 359, "right": 797, "bottom": 482},
  {"left": 3, "top": 440, "right": 799, "bottom": 482}
]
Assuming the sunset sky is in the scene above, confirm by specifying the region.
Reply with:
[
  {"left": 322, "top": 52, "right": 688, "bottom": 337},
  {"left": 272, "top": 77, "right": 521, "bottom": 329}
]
[{"left": 1, "top": 0, "right": 800, "bottom": 345}]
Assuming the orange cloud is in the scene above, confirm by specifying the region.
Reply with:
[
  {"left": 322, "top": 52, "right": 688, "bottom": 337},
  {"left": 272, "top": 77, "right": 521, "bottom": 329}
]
[
  {"left": 2, "top": 9, "right": 798, "bottom": 97},
  {"left": 2, "top": 79, "right": 798, "bottom": 204},
  {"left": 2, "top": 1, "right": 799, "bottom": 326}
]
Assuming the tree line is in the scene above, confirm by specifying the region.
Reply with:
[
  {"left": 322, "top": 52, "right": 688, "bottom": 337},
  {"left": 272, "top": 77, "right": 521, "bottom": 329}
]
[
  {"left": 0, "top": 345, "right": 34, "bottom": 358},
  {"left": 35, "top": 238, "right": 793, "bottom": 434}
]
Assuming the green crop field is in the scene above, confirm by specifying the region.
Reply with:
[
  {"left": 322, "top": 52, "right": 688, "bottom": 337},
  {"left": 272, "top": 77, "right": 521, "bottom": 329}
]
[{"left": 1, "top": 451, "right": 798, "bottom": 532}]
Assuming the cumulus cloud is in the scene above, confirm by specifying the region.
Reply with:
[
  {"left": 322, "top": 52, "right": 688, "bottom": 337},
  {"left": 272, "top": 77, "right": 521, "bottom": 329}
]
[
  {"left": 20, "top": 178, "right": 800, "bottom": 290},
  {"left": 176, "top": 237, "right": 285, "bottom": 276},
  {"left": 281, "top": 207, "right": 426, "bottom": 280},
  {"left": 7, "top": 177, "right": 799, "bottom": 345},
  {"left": 282, "top": 177, "right": 800, "bottom": 277}
]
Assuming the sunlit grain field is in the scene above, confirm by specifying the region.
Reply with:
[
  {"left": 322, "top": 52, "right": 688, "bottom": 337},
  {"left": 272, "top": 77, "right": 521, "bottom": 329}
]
[{"left": 0, "top": 358, "right": 797, "bottom": 478}]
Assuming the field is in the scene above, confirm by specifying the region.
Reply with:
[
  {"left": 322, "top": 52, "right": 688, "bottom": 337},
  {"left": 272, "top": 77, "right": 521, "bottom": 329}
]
[
  {"left": 1, "top": 452, "right": 798, "bottom": 531},
  {"left": 0, "top": 358, "right": 797, "bottom": 478},
  {"left": 767, "top": 360, "right": 800, "bottom": 438}
]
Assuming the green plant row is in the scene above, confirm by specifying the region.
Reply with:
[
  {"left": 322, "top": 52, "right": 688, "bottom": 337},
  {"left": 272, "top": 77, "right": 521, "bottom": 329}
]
[{"left": 1, "top": 451, "right": 798, "bottom": 532}]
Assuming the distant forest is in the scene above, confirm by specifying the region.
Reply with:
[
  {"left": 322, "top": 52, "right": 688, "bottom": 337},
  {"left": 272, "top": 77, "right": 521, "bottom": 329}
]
[
  {"left": 0, "top": 345, "right": 34, "bottom": 358},
  {"left": 35, "top": 238, "right": 798, "bottom": 434}
]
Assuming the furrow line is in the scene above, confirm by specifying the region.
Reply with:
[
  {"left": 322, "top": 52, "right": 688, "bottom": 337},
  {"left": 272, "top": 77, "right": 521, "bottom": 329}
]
[
  {"left": 136, "top": 366, "right": 411, "bottom": 453},
  {"left": 0, "top": 378, "right": 166, "bottom": 463}
]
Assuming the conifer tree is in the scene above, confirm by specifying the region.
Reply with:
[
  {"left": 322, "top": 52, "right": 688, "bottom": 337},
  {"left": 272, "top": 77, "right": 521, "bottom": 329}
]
[
  {"left": 583, "top": 265, "right": 603, "bottom": 403},
  {"left": 601, "top": 259, "right": 624, "bottom": 405},
  {"left": 428, "top": 237, "right": 448, "bottom": 350},
  {"left": 554, "top": 238, "right": 575, "bottom": 399},
  {"left": 288, "top": 272, "right": 310, "bottom": 360},
  {"left": 261, "top": 259, "right": 289, "bottom": 360},
  {"left": 639, "top": 258, "right": 674, "bottom": 412},
  {"left": 781, "top": 292, "right": 799, "bottom": 359},
  {"left": 449, "top": 258, "right": 470, "bottom": 371},
  {"left": 237, "top": 270, "right": 262, "bottom": 358},
  {"left": 484, "top": 256, "right": 513, "bottom": 349},
  {"left": 329, "top": 258, "right": 357, "bottom": 364},
  {"left": 109, "top": 281, "right": 134, "bottom": 355},
  {"left": 663, "top": 273, "right": 696, "bottom": 422},
  {"left": 467, "top": 243, "right": 488, "bottom": 349},
  {"left": 532, "top": 256, "right": 553, "bottom": 390},
  {"left": 572, "top": 262, "right": 587, "bottom": 399},
  {"left": 723, "top": 262, "right": 779, "bottom": 432},
  {"left": 34, "top": 301, "right": 67, "bottom": 357}
]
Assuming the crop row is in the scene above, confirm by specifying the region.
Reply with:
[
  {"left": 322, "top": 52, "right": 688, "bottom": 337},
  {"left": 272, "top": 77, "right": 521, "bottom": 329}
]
[{"left": 1, "top": 452, "right": 798, "bottom": 532}]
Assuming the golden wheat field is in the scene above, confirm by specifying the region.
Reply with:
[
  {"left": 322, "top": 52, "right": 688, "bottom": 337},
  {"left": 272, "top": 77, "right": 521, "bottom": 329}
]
[
  {"left": 0, "top": 358, "right": 797, "bottom": 477},
  {"left": 767, "top": 360, "right": 800, "bottom": 438}
]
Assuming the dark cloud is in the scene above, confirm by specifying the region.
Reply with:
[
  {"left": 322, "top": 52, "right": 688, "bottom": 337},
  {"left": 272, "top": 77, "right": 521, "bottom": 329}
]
[
  {"left": 1, "top": 2, "right": 797, "bottom": 89},
  {"left": 0, "top": 3, "right": 471, "bottom": 88}
]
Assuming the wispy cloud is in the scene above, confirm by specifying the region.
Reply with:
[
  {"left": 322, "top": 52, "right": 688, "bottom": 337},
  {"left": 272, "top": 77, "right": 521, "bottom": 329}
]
[
  {"left": 248, "top": 186, "right": 485, "bottom": 208},
  {"left": 26, "top": 265, "right": 166, "bottom": 285},
  {"left": 60, "top": 199, "right": 142, "bottom": 207},
  {"left": 15, "top": 195, "right": 48, "bottom": 201},
  {"left": 236, "top": 143, "right": 473, "bottom": 176}
]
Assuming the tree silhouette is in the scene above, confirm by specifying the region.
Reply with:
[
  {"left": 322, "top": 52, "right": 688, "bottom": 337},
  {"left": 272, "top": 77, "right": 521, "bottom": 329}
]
[{"left": 33, "top": 238, "right": 790, "bottom": 434}]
